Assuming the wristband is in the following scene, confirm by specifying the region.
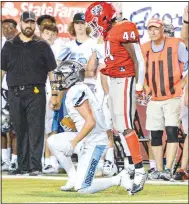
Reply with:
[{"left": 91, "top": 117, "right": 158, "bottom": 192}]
[
  {"left": 52, "top": 94, "right": 58, "bottom": 96},
  {"left": 184, "top": 20, "right": 189, "bottom": 24},
  {"left": 136, "top": 83, "right": 143, "bottom": 91}
]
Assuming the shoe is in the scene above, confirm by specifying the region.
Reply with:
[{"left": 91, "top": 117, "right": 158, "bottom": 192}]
[
  {"left": 160, "top": 169, "right": 172, "bottom": 181},
  {"left": 128, "top": 164, "right": 135, "bottom": 179},
  {"left": 60, "top": 180, "right": 75, "bottom": 191},
  {"left": 148, "top": 170, "right": 161, "bottom": 180},
  {"left": 119, "top": 169, "right": 134, "bottom": 195},
  {"left": 29, "top": 170, "right": 42, "bottom": 176},
  {"left": 9, "top": 161, "right": 18, "bottom": 171},
  {"left": 174, "top": 169, "right": 189, "bottom": 181},
  {"left": 148, "top": 168, "right": 156, "bottom": 174},
  {"left": 131, "top": 168, "right": 147, "bottom": 194},
  {"left": 2, "top": 161, "right": 10, "bottom": 171},
  {"left": 8, "top": 169, "right": 29, "bottom": 175},
  {"left": 43, "top": 165, "right": 58, "bottom": 174},
  {"left": 103, "top": 160, "right": 118, "bottom": 177}
]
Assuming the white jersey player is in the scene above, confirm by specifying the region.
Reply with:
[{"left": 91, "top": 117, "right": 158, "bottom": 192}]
[{"left": 48, "top": 60, "right": 133, "bottom": 194}]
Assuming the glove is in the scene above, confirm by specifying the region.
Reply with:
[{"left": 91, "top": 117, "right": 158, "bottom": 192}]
[
  {"left": 136, "top": 91, "right": 151, "bottom": 106},
  {"left": 60, "top": 115, "right": 77, "bottom": 132},
  {"left": 62, "top": 141, "right": 74, "bottom": 157}
]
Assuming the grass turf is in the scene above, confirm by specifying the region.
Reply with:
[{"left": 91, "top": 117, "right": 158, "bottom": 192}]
[{"left": 2, "top": 178, "right": 188, "bottom": 203}]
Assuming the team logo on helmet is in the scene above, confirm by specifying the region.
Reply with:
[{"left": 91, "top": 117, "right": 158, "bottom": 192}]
[{"left": 91, "top": 5, "right": 103, "bottom": 16}]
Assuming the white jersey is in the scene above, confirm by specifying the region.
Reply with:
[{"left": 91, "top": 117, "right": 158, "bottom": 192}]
[
  {"left": 65, "top": 82, "right": 108, "bottom": 144},
  {"left": 58, "top": 38, "right": 105, "bottom": 85}
]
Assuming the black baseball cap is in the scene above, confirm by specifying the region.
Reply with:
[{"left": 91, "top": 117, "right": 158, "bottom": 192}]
[
  {"left": 20, "top": 11, "right": 36, "bottom": 22},
  {"left": 73, "top": 13, "right": 85, "bottom": 23}
]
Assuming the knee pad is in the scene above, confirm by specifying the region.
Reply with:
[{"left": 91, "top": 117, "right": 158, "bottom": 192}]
[
  {"left": 166, "top": 126, "right": 178, "bottom": 143},
  {"left": 151, "top": 130, "right": 163, "bottom": 146}
]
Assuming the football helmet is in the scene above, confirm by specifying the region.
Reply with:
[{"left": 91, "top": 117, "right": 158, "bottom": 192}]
[
  {"left": 136, "top": 91, "right": 151, "bottom": 106},
  {"left": 85, "top": 2, "right": 116, "bottom": 38},
  {"left": 163, "top": 20, "right": 175, "bottom": 37},
  {"left": 51, "top": 60, "right": 85, "bottom": 91}
]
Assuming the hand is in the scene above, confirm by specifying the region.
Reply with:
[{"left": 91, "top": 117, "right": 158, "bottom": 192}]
[
  {"left": 50, "top": 96, "right": 61, "bottom": 111},
  {"left": 62, "top": 141, "right": 74, "bottom": 157},
  {"left": 183, "top": 6, "right": 189, "bottom": 22}
]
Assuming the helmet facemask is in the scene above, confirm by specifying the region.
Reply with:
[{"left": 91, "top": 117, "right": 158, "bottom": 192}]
[
  {"left": 51, "top": 60, "right": 85, "bottom": 91},
  {"left": 88, "top": 17, "right": 104, "bottom": 39}
]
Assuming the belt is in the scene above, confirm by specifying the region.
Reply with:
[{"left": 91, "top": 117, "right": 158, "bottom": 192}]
[{"left": 9, "top": 84, "right": 45, "bottom": 91}]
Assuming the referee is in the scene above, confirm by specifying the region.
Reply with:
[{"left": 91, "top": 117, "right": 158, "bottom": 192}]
[{"left": 1, "top": 11, "right": 57, "bottom": 176}]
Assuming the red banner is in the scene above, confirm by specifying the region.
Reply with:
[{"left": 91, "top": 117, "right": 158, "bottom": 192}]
[{"left": 2, "top": 2, "right": 92, "bottom": 39}]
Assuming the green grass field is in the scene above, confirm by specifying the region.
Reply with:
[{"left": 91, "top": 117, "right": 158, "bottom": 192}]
[{"left": 2, "top": 178, "right": 188, "bottom": 203}]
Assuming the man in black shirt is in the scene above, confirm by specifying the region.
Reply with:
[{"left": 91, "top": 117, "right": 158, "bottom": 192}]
[{"left": 1, "top": 11, "right": 57, "bottom": 176}]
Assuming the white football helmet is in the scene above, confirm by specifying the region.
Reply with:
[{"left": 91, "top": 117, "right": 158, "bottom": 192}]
[{"left": 51, "top": 60, "right": 85, "bottom": 91}]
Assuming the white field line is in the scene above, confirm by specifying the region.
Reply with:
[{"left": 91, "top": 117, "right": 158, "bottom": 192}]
[
  {"left": 26, "top": 200, "right": 188, "bottom": 203},
  {"left": 2, "top": 175, "right": 188, "bottom": 185}
]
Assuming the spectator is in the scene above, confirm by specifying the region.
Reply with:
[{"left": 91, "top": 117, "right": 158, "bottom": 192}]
[
  {"left": 1, "top": 11, "right": 57, "bottom": 176},
  {"left": 1, "top": 18, "right": 18, "bottom": 171},
  {"left": 37, "top": 14, "right": 56, "bottom": 32},
  {"left": 174, "top": 6, "right": 188, "bottom": 180},
  {"left": 40, "top": 24, "right": 60, "bottom": 174},
  {"left": 142, "top": 18, "right": 188, "bottom": 180}
]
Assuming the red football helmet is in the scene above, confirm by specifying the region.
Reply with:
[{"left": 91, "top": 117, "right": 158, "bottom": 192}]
[{"left": 85, "top": 2, "right": 116, "bottom": 39}]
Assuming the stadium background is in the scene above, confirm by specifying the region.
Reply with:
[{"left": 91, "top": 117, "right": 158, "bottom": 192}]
[{"left": 1, "top": 1, "right": 187, "bottom": 161}]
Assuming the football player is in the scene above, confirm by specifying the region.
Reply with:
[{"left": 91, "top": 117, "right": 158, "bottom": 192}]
[
  {"left": 85, "top": 2, "right": 146, "bottom": 194},
  {"left": 48, "top": 60, "right": 133, "bottom": 194}
]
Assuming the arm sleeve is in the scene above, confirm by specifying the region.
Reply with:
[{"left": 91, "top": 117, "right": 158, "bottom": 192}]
[
  {"left": 70, "top": 86, "right": 88, "bottom": 107},
  {"left": 1, "top": 43, "right": 9, "bottom": 72},
  {"left": 133, "top": 43, "right": 145, "bottom": 89},
  {"left": 43, "top": 42, "right": 57, "bottom": 72}
]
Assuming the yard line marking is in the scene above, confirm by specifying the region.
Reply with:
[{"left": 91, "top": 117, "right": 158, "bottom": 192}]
[
  {"left": 26, "top": 200, "right": 188, "bottom": 203},
  {"left": 2, "top": 175, "right": 188, "bottom": 185}
]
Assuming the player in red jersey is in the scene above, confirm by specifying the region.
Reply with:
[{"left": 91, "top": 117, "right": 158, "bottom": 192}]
[{"left": 85, "top": 2, "right": 146, "bottom": 194}]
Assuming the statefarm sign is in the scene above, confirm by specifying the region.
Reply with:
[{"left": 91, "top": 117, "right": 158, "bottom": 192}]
[{"left": 2, "top": 2, "right": 92, "bottom": 39}]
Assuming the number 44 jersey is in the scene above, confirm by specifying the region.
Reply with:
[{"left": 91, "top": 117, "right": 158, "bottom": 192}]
[{"left": 101, "top": 20, "right": 140, "bottom": 78}]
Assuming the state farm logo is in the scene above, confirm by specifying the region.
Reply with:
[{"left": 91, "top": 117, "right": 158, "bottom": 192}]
[{"left": 2, "top": 2, "right": 19, "bottom": 16}]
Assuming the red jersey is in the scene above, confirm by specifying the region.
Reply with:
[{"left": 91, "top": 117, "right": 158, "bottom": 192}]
[{"left": 101, "top": 20, "right": 140, "bottom": 78}]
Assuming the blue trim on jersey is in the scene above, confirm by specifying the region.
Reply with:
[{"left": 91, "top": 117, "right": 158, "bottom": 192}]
[
  {"left": 52, "top": 92, "right": 67, "bottom": 133},
  {"left": 81, "top": 145, "right": 106, "bottom": 189}
]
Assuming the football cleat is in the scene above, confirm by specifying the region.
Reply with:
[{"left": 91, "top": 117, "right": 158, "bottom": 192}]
[
  {"left": 103, "top": 160, "right": 118, "bottom": 177},
  {"left": 2, "top": 161, "right": 9, "bottom": 171},
  {"left": 131, "top": 167, "right": 147, "bottom": 194},
  {"left": 147, "top": 170, "right": 161, "bottom": 180},
  {"left": 119, "top": 169, "right": 134, "bottom": 195},
  {"left": 160, "top": 169, "right": 172, "bottom": 181},
  {"left": 60, "top": 180, "right": 75, "bottom": 191},
  {"left": 9, "top": 161, "right": 18, "bottom": 171},
  {"left": 43, "top": 165, "right": 58, "bottom": 174}
]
